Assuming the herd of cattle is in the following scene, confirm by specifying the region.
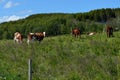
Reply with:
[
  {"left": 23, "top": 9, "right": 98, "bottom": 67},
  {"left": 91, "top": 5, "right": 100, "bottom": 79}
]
[
  {"left": 14, "top": 25, "right": 113, "bottom": 44},
  {"left": 14, "top": 32, "right": 46, "bottom": 44},
  {"left": 71, "top": 25, "right": 113, "bottom": 38}
]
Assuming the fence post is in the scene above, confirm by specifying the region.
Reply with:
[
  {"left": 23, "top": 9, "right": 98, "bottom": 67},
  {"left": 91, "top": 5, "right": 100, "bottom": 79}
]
[{"left": 28, "top": 58, "right": 32, "bottom": 80}]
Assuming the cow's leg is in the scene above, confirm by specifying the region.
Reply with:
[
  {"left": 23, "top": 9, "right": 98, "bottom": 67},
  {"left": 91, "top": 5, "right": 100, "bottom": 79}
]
[
  {"left": 14, "top": 37, "right": 17, "bottom": 43},
  {"left": 38, "top": 40, "right": 41, "bottom": 44},
  {"left": 14, "top": 39, "right": 19, "bottom": 44},
  {"left": 79, "top": 34, "right": 81, "bottom": 38},
  {"left": 107, "top": 32, "right": 109, "bottom": 37},
  {"left": 75, "top": 34, "right": 77, "bottom": 37},
  {"left": 20, "top": 40, "right": 22, "bottom": 44},
  {"left": 14, "top": 39, "right": 16, "bottom": 43},
  {"left": 27, "top": 39, "right": 30, "bottom": 45},
  {"left": 108, "top": 33, "right": 110, "bottom": 37},
  {"left": 110, "top": 32, "right": 113, "bottom": 37},
  {"left": 112, "top": 33, "right": 113, "bottom": 37},
  {"left": 76, "top": 35, "right": 78, "bottom": 38}
]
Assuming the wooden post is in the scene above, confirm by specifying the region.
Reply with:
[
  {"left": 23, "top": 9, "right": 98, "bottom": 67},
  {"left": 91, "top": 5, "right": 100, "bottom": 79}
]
[{"left": 28, "top": 59, "right": 32, "bottom": 80}]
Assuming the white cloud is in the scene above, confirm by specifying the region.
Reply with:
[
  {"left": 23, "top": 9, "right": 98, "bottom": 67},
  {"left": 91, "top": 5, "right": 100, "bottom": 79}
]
[
  {"left": 4, "top": 1, "right": 12, "bottom": 8},
  {"left": 0, "top": 15, "right": 27, "bottom": 23},
  {"left": 4, "top": 1, "right": 19, "bottom": 8}
]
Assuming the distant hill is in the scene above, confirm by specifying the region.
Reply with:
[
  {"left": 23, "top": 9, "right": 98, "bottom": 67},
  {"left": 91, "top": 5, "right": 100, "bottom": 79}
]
[{"left": 0, "top": 8, "right": 120, "bottom": 39}]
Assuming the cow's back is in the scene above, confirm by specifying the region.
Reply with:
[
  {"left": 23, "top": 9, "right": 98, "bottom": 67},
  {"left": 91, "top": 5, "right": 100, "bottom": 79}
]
[
  {"left": 72, "top": 28, "right": 80, "bottom": 37},
  {"left": 27, "top": 32, "right": 45, "bottom": 44}
]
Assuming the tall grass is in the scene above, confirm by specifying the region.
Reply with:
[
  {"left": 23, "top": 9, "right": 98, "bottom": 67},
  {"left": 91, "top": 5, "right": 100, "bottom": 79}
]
[{"left": 0, "top": 32, "right": 120, "bottom": 80}]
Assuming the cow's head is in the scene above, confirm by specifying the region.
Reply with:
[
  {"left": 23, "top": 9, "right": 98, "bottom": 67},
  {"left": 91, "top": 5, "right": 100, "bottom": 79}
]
[{"left": 43, "top": 32, "right": 46, "bottom": 37}]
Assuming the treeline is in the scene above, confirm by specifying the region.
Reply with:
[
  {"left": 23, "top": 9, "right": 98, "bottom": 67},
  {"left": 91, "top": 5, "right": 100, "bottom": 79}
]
[
  {"left": 0, "top": 8, "right": 120, "bottom": 39},
  {"left": 75, "top": 8, "right": 120, "bottom": 22}
]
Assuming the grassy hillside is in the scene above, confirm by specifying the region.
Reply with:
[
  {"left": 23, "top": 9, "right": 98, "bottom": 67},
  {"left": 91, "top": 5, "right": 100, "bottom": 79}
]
[{"left": 0, "top": 32, "right": 120, "bottom": 80}]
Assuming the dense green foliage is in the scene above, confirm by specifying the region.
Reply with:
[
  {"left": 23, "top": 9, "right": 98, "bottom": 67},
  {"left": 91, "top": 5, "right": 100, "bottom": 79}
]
[
  {"left": 0, "top": 32, "right": 120, "bottom": 80},
  {"left": 0, "top": 8, "right": 120, "bottom": 39}
]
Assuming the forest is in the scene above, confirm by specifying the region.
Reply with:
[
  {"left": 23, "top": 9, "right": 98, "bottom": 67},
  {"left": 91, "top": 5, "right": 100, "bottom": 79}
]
[{"left": 0, "top": 8, "right": 120, "bottom": 39}]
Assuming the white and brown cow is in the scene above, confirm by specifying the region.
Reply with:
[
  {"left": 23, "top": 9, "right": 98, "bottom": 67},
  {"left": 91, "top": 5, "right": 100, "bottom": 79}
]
[
  {"left": 27, "top": 32, "right": 46, "bottom": 44},
  {"left": 14, "top": 32, "right": 23, "bottom": 43},
  {"left": 87, "top": 32, "right": 96, "bottom": 36}
]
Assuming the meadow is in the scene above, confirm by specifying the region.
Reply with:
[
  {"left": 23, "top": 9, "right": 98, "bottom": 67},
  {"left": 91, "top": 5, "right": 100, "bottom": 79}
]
[{"left": 0, "top": 32, "right": 120, "bottom": 80}]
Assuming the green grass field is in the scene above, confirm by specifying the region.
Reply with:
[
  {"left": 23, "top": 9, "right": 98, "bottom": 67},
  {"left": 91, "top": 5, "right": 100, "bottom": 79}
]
[{"left": 0, "top": 32, "right": 120, "bottom": 80}]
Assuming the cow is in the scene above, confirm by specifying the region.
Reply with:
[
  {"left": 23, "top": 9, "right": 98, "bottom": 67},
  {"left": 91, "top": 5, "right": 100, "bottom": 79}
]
[
  {"left": 72, "top": 28, "right": 81, "bottom": 38},
  {"left": 106, "top": 25, "right": 113, "bottom": 37},
  {"left": 87, "top": 32, "right": 96, "bottom": 36},
  {"left": 14, "top": 32, "right": 23, "bottom": 43},
  {"left": 27, "top": 32, "right": 46, "bottom": 44}
]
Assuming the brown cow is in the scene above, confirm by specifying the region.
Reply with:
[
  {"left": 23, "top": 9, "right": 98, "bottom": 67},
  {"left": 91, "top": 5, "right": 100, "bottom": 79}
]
[
  {"left": 27, "top": 32, "right": 46, "bottom": 44},
  {"left": 72, "top": 28, "right": 81, "bottom": 38},
  {"left": 14, "top": 32, "right": 23, "bottom": 43},
  {"left": 106, "top": 25, "right": 113, "bottom": 37}
]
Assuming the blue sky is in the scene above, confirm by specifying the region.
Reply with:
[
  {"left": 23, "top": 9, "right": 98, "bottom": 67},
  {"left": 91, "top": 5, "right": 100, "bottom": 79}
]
[{"left": 0, "top": 0, "right": 120, "bottom": 23}]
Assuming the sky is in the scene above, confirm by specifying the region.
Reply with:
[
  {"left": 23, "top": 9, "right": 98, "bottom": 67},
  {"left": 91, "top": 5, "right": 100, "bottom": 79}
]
[{"left": 0, "top": 0, "right": 120, "bottom": 23}]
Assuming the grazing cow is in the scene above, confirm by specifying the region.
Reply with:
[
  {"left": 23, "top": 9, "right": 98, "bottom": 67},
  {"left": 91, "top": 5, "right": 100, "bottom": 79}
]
[
  {"left": 106, "top": 25, "right": 113, "bottom": 37},
  {"left": 87, "top": 32, "right": 96, "bottom": 36},
  {"left": 72, "top": 28, "right": 81, "bottom": 38},
  {"left": 14, "top": 32, "right": 23, "bottom": 43},
  {"left": 27, "top": 32, "right": 46, "bottom": 44}
]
